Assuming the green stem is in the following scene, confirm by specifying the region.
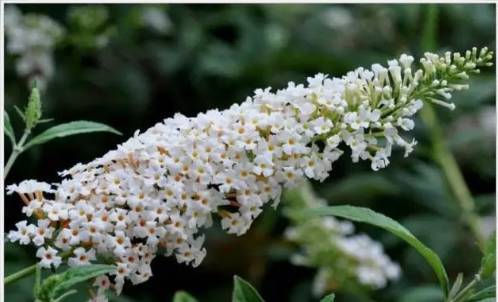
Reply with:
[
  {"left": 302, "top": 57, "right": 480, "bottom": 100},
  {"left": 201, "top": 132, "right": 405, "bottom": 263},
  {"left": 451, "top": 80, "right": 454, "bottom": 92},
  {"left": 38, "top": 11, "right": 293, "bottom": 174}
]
[
  {"left": 420, "top": 3, "right": 484, "bottom": 248},
  {"left": 5, "top": 241, "right": 74, "bottom": 287},
  {"left": 4, "top": 128, "right": 31, "bottom": 179},
  {"left": 4, "top": 264, "right": 37, "bottom": 285},
  {"left": 420, "top": 105, "right": 485, "bottom": 248},
  {"left": 53, "top": 289, "right": 78, "bottom": 302}
]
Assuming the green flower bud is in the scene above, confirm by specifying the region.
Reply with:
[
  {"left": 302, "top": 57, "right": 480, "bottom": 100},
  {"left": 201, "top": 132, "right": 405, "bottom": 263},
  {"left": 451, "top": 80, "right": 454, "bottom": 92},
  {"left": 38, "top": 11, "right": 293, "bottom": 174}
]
[{"left": 25, "top": 86, "right": 42, "bottom": 130}]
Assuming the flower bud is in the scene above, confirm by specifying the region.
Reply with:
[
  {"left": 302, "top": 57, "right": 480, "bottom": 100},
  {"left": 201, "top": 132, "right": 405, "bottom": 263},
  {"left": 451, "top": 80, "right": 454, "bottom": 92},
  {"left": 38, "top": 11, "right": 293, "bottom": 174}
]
[{"left": 25, "top": 86, "right": 42, "bottom": 130}]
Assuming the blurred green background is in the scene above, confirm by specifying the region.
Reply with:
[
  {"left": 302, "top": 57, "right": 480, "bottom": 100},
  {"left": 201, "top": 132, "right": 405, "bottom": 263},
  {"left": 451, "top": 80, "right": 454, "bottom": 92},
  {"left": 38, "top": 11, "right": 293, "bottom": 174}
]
[{"left": 4, "top": 4, "right": 495, "bottom": 302}]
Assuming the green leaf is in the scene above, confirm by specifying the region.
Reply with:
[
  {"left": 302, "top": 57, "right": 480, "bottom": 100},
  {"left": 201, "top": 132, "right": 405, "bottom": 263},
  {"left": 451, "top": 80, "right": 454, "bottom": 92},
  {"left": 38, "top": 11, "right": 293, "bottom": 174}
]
[
  {"left": 37, "top": 118, "right": 54, "bottom": 124},
  {"left": 479, "top": 232, "right": 496, "bottom": 278},
  {"left": 13, "top": 105, "right": 26, "bottom": 121},
  {"left": 232, "top": 275, "right": 264, "bottom": 302},
  {"left": 173, "top": 291, "right": 198, "bottom": 302},
  {"left": 300, "top": 205, "right": 450, "bottom": 296},
  {"left": 4, "top": 111, "right": 16, "bottom": 145},
  {"left": 36, "top": 264, "right": 115, "bottom": 301},
  {"left": 468, "top": 285, "right": 496, "bottom": 301},
  {"left": 399, "top": 285, "right": 444, "bottom": 302},
  {"left": 24, "top": 121, "right": 121, "bottom": 150},
  {"left": 51, "top": 264, "right": 115, "bottom": 298},
  {"left": 448, "top": 273, "right": 464, "bottom": 298},
  {"left": 52, "top": 289, "right": 77, "bottom": 302},
  {"left": 320, "top": 293, "right": 335, "bottom": 302}
]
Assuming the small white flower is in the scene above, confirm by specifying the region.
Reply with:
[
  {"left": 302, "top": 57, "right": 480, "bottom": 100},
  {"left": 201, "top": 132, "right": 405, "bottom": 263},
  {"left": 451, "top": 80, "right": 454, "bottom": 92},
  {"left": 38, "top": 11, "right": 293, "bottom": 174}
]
[
  {"left": 93, "top": 275, "right": 111, "bottom": 295},
  {"left": 31, "top": 219, "right": 54, "bottom": 246},
  {"left": 36, "top": 246, "right": 62, "bottom": 268},
  {"left": 397, "top": 117, "right": 414, "bottom": 131},
  {"left": 68, "top": 247, "right": 96, "bottom": 266},
  {"left": 43, "top": 202, "right": 69, "bottom": 221},
  {"left": 7, "top": 220, "right": 33, "bottom": 245},
  {"left": 310, "top": 117, "right": 333, "bottom": 135},
  {"left": 253, "top": 153, "right": 274, "bottom": 177},
  {"left": 6, "top": 180, "right": 52, "bottom": 195},
  {"left": 22, "top": 199, "right": 43, "bottom": 217},
  {"left": 221, "top": 212, "right": 249, "bottom": 236}
]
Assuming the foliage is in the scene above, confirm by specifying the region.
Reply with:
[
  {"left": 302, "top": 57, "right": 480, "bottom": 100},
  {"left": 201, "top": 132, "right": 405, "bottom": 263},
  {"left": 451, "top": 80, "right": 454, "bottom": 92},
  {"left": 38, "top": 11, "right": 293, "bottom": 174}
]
[
  {"left": 479, "top": 232, "right": 496, "bottom": 279},
  {"left": 24, "top": 120, "right": 121, "bottom": 149},
  {"left": 4, "top": 3, "right": 495, "bottom": 302},
  {"left": 320, "top": 294, "right": 335, "bottom": 302},
  {"left": 284, "top": 182, "right": 401, "bottom": 296},
  {"left": 4, "top": 85, "right": 121, "bottom": 178},
  {"left": 298, "top": 206, "right": 449, "bottom": 296},
  {"left": 232, "top": 276, "right": 265, "bottom": 302},
  {"left": 173, "top": 291, "right": 199, "bottom": 302},
  {"left": 35, "top": 265, "right": 115, "bottom": 302},
  {"left": 4, "top": 71, "right": 121, "bottom": 302}
]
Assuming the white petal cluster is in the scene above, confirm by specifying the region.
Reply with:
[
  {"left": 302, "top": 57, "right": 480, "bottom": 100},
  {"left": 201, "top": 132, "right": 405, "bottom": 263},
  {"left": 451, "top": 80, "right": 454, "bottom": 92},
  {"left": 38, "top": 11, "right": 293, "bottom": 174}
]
[
  {"left": 5, "top": 5, "right": 64, "bottom": 88},
  {"left": 284, "top": 182, "right": 400, "bottom": 294},
  {"left": 336, "top": 235, "right": 401, "bottom": 288},
  {"left": 7, "top": 48, "right": 492, "bottom": 295},
  {"left": 140, "top": 6, "right": 172, "bottom": 34}
]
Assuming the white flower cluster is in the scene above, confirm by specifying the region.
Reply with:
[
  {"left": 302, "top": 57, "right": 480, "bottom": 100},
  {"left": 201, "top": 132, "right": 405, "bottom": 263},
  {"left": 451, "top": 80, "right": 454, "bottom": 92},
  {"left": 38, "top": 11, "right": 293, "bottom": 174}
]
[
  {"left": 5, "top": 5, "right": 64, "bottom": 89},
  {"left": 140, "top": 6, "right": 172, "bottom": 35},
  {"left": 284, "top": 182, "right": 400, "bottom": 295},
  {"left": 7, "top": 48, "right": 492, "bottom": 297}
]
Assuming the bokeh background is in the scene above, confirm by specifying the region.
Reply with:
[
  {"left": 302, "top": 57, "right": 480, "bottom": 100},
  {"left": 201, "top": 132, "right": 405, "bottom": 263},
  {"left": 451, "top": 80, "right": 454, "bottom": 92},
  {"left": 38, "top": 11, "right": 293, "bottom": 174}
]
[{"left": 4, "top": 3, "right": 496, "bottom": 302}]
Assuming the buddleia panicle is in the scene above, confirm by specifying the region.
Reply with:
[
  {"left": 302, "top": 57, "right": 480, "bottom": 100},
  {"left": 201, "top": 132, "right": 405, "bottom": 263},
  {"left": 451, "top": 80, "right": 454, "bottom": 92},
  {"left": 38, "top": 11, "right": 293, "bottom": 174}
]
[{"left": 6, "top": 48, "right": 492, "bottom": 297}]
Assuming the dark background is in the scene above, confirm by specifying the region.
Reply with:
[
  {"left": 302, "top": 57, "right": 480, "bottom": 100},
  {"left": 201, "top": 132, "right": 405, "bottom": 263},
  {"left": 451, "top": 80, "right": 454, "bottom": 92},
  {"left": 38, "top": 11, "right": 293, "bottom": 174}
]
[{"left": 4, "top": 4, "right": 496, "bottom": 302}]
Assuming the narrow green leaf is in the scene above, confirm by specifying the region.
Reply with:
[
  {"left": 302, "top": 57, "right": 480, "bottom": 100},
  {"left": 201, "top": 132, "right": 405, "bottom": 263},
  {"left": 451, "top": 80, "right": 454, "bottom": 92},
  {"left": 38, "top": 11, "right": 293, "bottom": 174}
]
[
  {"left": 53, "top": 289, "right": 78, "bottom": 302},
  {"left": 484, "top": 231, "right": 495, "bottom": 255},
  {"left": 473, "top": 299, "right": 495, "bottom": 302},
  {"left": 13, "top": 105, "right": 25, "bottom": 121},
  {"left": 37, "top": 264, "right": 115, "bottom": 301},
  {"left": 4, "top": 111, "right": 16, "bottom": 145},
  {"left": 320, "top": 293, "right": 335, "bottom": 302},
  {"left": 52, "top": 264, "right": 115, "bottom": 298},
  {"left": 232, "top": 275, "right": 264, "bottom": 302},
  {"left": 480, "top": 254, "right": 496, "bottom": 279},
  {"left": 468, "top": 285, "right": 496, "bottom": 301},
  {"left": 24, "top": 120, "right": 121, "bottom": 150},
  {"left": 448, "top": 273, "right": 464, "bottom": 298},
  {"left": 479, "top": 232, "right": 496, "bottom": 278},
  {"left": 173, "top": 291, "right": 198, "bottom": 302},
  {"left": 300, "top": 205, "right": 450, "bottom": 296},
  {"left": 399, "top": 285, "right": 444, "bottom": 302},
  {"left": 37, "top": 118, "right": 54, "bottom": 124}
]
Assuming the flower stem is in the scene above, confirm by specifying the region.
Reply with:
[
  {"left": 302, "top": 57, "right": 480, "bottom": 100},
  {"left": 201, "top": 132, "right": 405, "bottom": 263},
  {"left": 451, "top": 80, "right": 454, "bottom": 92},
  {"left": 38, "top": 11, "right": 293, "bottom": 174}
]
[
  {"left": 420, "top": 3, "right": 484, "bottom": 248},
  {"left": 420, "top": 104, "right": 485, "bottom": 248},
  {"left": 4, "top": 128, "right": 31, "bottom": 179},
  {"left": 4, "top": 249, "right": 74, "bottom": 286},
  {"left": 4, "top": 264, "right": 37, "bottom": 285},
  {"left": 53, "top": 289, "right": 78, "bottom": 302}
]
